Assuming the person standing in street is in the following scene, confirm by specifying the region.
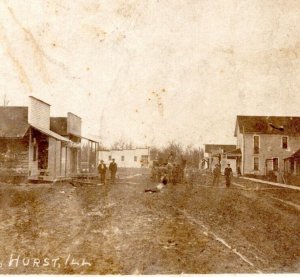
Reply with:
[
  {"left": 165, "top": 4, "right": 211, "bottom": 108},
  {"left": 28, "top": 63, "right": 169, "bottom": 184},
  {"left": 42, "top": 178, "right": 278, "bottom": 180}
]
[
  {"left": 109, "top": 158, "right": 118, "bottom": 184},
  {"left": 237, "top": 166, "right": 242, "bottom": 177},
  {"left": 98, "top": 160, "right": 107, "bottom": 184},
  {"left": 212, "top": 164, "right": 221, "bottom": 186},
  {"left": 224, "top": 163, "right": 233, "bottom": 187}
]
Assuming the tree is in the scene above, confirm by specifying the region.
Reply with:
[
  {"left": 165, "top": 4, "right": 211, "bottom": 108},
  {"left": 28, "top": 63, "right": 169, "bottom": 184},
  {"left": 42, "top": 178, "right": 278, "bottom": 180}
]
[
  {"left": 111, "top": 138, "right": 135, "bottom": 150},
  {"left": 1, "top": 94, "right": 9, "bottom": 106},
  {"left": 151, "top": 142, "right": 203, "bottom": 168}
]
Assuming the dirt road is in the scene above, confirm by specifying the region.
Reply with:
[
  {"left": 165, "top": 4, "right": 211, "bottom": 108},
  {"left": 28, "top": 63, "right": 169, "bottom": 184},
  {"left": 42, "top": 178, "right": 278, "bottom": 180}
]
[{"left": 0, "top": 169, "right": 299, "bottom": 274}]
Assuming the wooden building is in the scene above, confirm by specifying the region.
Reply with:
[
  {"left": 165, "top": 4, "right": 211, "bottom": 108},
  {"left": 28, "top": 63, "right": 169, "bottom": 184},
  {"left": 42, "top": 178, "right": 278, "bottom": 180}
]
[
  {"left": 284, "top": 149, "right": 300, "bottom": 175},
  {"left": 234, "top": 115, "right": 300, "bottom": 176},
  {"left": 98, "top": 148, "right": 150, "bottom": 168},
  {"left": 50, "top": 113, "right": 82, "bottom": 177},
  {"left": 0, "top": 96, "right": 99, "bottom": 182},
  {"left": 203, "top": 144, "right": 237, "bottom": 173},
  {"left": 283, "top": 149, "right": 300, "bottom": 185},
  {"left": 0, "top": 97, "right": 71, "bottom": 182}
]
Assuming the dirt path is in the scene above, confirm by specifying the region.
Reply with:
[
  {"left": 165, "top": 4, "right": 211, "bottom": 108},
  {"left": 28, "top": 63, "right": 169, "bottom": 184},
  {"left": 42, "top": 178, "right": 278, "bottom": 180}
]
[{"left": 0, "top": 171, "right": 299, "bottom": 274}]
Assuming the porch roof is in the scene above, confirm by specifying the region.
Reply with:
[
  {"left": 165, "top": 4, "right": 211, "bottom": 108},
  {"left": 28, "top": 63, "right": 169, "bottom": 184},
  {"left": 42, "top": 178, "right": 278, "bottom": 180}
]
[
  {"left": 284, "top": 149, "right": 300, "bottom": 160},
  {"left": 204, "top": 144, "right": 236, "bottom": 154},
  {"left": 291, "top": 149, "right": 300, "bottom": 158},
  {"left": 31, "top": 125, "right": 70, "bottom": 142},
  {"left": 79, "top": 135, "right": 99, "bottom": 143},
  {"left": 224, "top": 148, "right": 242, "bottom": 157}
]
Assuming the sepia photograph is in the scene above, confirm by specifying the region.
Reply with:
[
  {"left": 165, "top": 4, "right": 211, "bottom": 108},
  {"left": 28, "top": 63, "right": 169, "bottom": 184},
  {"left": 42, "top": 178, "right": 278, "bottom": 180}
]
[{"left": 0, "top": 0, "right": 299, "bottom": 274}]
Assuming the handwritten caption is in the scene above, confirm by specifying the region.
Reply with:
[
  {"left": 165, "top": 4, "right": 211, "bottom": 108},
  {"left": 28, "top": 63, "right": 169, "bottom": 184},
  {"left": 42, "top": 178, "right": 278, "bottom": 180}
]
[{"left": 0, "top": 254, "right": 91, "bottom": 269}]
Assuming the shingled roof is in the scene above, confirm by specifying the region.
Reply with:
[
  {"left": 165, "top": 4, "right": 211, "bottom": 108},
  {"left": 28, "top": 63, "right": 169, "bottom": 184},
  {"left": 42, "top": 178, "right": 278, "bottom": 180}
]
[
  {"left": 0, "top": 107, "right": 29, "bottom": 138},
  {"left": 234, "top": 116, "right": 300, "bottom": 136}
]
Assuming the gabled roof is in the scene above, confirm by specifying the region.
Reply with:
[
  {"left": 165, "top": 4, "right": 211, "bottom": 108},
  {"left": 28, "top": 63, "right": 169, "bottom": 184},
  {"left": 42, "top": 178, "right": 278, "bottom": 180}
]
[
  {"left": 50, "top": 117, "right": 68, "bottom": 136},
  {"left": 0, "top": 107, "right": 29, "bottom": 138},
  {"left": 29, "top": 96, "right": 51, "bottom": 106},
  {"left": 204, "top": 144, "right": 236, "bottom": 154},
  {"left": 235, "top": 116, "right": 300, "bottom": 136}
]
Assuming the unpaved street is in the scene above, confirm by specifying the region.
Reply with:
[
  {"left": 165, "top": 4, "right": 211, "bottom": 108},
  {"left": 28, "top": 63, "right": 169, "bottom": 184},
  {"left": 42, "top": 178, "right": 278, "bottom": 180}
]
[{"left": 0, "top": 169, "right": 299, "bottom": 274}]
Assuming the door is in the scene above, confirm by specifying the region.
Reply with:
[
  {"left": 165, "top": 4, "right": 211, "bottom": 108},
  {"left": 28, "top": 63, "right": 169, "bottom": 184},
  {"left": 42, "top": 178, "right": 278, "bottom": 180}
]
[
  {"left": 266, "top": 159, "right": 273, "bottom": 174},
  {"left": 273, "top": 158, "right": 279, "bottom": 171}
]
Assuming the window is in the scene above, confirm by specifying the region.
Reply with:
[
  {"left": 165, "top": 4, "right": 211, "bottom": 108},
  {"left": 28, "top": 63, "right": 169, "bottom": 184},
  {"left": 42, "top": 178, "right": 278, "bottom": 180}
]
[
  {"left": 121, "top": 156, "right": 125, "bottom": 161},
  {"left": 141, "top": 155, "right": 148, "bottom": 161},
  {"left": 254, "top": 157, "right": 259, "bottom": 171},
  {"left": 134, "top": 156, "right": 137, "bottom": 162},
  {"left": 273, "top": 158, "right": 279, "bottom": 171},
  {"left": 108, "top": 155, "right": 111, "bottom": 161},
  {"left": 253, "top": 135, "right": 259, "bottom": 154},
  {"left": 282, "top": 136, "right": 288, "bottom": 149}
]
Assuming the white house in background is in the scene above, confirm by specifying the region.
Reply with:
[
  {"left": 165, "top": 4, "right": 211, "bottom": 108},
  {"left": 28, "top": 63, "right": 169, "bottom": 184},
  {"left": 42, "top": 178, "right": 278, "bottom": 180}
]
[
  {"left": 98, "top": 148, "right": 150, "bottom": 168},
  {"left": 234, "top": 115, "right": 300, "bottom": 176},
  {"left": 203, "top": 144, "right": 237, "bottom": 174}
]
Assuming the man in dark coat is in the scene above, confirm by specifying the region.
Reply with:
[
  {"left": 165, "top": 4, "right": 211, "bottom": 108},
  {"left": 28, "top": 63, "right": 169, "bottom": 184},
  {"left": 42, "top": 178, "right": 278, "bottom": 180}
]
[
  {"left": 224, "top": 163, "right": 233, "bottom": 187},
  {"left": 109, "top": 158, "right": 118, "bottom": 184},
  {"left": 212, "top": 164, "right": 221, "bottom": 186},
  {"left": 98, "top": 160, "right": 107, "bottom": 184}
]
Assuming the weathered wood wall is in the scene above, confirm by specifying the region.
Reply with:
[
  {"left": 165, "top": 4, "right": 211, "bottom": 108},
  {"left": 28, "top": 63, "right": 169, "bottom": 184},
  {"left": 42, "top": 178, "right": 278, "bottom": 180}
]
[{"left": 0, "top": 137, "right": 29, "bottom": 176}]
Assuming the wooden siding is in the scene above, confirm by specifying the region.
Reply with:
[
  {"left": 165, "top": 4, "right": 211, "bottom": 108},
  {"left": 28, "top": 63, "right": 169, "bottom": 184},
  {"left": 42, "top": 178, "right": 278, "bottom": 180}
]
[
  {"left": 28, "top": 96, "right": 50, "bottom": 130},
  {"left": 241, "top": 133, "right": 300, "bottom": 175},
  {"left": 0, "top": 137, "right": 29, "bottom": 176},
  {"left": 48, "top": 138, "right": 62, "bottom": 178},
  {"left": 67, "top": 112, "right": 81, "bottom": 137}
]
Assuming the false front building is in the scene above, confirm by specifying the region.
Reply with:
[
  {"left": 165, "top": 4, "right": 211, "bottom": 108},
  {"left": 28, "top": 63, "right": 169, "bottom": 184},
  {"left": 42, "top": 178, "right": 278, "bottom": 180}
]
[
  {"left": 0, "top": 96, "right": 71, "bottom": 182},
  {"left": 0, "top": 96, "right": 99, "bottom": 182}
]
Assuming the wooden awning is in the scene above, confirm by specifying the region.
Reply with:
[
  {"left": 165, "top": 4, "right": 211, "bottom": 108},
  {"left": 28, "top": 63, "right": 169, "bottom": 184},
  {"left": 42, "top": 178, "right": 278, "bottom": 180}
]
[{"left": 31, "top": 125, "right": 70, "bottom": 142}]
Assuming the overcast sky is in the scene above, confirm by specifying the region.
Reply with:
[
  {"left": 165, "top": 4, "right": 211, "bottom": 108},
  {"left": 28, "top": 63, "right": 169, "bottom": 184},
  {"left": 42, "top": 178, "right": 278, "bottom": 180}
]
[{"left": 0, "top": 0, "right": 300, "bottom": 148}]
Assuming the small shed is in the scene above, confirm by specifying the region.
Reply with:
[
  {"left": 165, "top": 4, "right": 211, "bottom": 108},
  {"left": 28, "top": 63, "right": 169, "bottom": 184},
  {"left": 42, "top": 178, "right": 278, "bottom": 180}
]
[{"left": 284, "top": 149, "right": 300, "bottom": 176}]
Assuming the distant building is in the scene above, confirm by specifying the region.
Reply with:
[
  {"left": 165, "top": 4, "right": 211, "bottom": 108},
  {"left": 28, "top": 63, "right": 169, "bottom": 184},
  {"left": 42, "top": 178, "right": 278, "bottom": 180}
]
[
  {"left": 234, "top": 115, "right": 300, "bottom": 177},
  {"left": 204, "top": 144, "right": 237, "bottom": 173},
  {"left": 98, "top": 148, "right": 150, "bottom": 168}
]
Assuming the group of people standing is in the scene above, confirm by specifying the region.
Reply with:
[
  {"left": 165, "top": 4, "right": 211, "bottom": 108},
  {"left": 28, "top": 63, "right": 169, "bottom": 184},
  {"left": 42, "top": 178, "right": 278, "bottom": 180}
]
[
  {"left": 97, "top": 159, "right": 118, "bottom": 184},
  {"left": 212, "top": 163, "right": 233, "bottom": 187}
]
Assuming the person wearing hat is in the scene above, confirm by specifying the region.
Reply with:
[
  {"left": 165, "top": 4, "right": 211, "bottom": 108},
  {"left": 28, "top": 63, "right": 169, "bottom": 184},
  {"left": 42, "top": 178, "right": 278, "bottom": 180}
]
[
  {"left": 212, "top": 163, "right": 221, "bottom": 186},
  {"left": 224, "top": 163, "right": 233, "bottom": 187},
  {"left": 109, "top": 158, "right": 118, "bottom": 184},
  {"left": 98, "top": 160, "right": 107, "bottom": 184}
]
